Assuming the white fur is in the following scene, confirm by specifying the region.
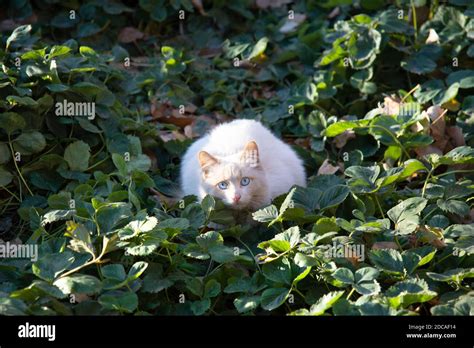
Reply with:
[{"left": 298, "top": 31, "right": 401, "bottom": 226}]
[{"left": 180, "top": 119, "right": 306, "bottom": 207}]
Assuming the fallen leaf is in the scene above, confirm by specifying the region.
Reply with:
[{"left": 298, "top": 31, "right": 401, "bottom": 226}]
[
  {"left": 279, "top": 13, "right": 306, "bottom": 33},
  {"left": 371, "top": 241, "right": 399, "bottom": 250},
  {"left": 327, "top": 7, "right": 340, "bottom": 19},
  {"left": 256, "top": 0, "right": 292, "bottom": 9},
  {"left": 192, "top": 0, "right": 207, "bottom": 15},
  {"left": 317, "top": 158, "right": 340, "bottom": 175},
  {"left": 333, "top": 130, "right": 355, "bottom": 149},
  {"left": 118, "top": 27, "right": 144, "bottom": 43},
  {"left": 425, "top": 28, "right": 439, "bottom": 44},
  {"left": 446, "top": 126, "right": 465, "bottom": 147},
  {"left": 383, "top": 95, "right": 401, "bottom": 115},
  {"left": 415, "top": 145, "right": 443, "bottom": 157}
]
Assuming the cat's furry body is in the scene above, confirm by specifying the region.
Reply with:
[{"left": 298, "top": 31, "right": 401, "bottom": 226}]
[{"left": 180, "top": 119, "right": 306, "bottom": 210}]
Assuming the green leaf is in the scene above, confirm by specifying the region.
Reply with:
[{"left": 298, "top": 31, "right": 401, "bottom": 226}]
[
  {"left": 13, "top": 131, "right": 46, "bottom": 155},
  {"left": 446, "top": 70, "right": 474, "bottom": 89},
  {"left": 427, "top": 268, "right": 474, "bottom": 283},
  {"left": 98, "top": 291, "right": 138, "bottom": 313},
  {"left": 260, "top": 287, "right": 291, "bottom": 311},
  {"left": 196, "top": 231, "right": 223, "bottom": 250},
  {"left": 201, "top": 195, "right": 216, "bottom": 220},
  {"left": 190, "top": 299, "right": 211, "bottom": 315},
  {"left": 127, "top": 261, "right": 148, "bottom": 281},
  {"left": 234, "top": 296, "right": 260, "bottom": 313},
  {"left": 345, "top": 165, "right": 379, "bottom": 193},
  {"left": 6, "top": 24, "right": 31, "bottom": 50},
  {"left": 307, "top": 291, "right": 344, "bottom": 316},
  {"left": 387, "top": 197, "right": 427, "bottom": 235},
  {"left": 355, "top": 267, "right": 380, "bottom": 283},
  {"left": 42, "top": 209, "right": 75, "bottom": 225},
  {"left": 385, "top": 279, "right": 437, "bottom": 308},
  {"left": 0, "top": 298, "right": 28, "bottom": 315},
  {"left": 95, "top": 202, "right": 131, "bottom": 233},
  {"left": 431, "top": 294, "right": 474, "bottom": 315},
  {"left": 32, "top": 251, "right": 76, "bottom": 281},
  {"left": 0, "top": 143, "right": 11, "bottom": 164},
  {"left": 433, "top": 83, "right": 459, "bottom": 105},
  {"left": 401, "top": 54, "right": 437, "bottom": 75},
  {"left": 319, "top": 185, "right": 350, "bottom": 210},
  {"left": 332, "top": 268, "right": 354, "bottom": 284},
  {"left": 0, "top": 112, "right": 26, "bottom": 134},
  {"left": 101, "top": 264, "right": 126, "bottom": 281},
  {"left": 354, "top": 281, "right": 381, "bottom": 296},
  {"left": 273, "top": 226, "right": 300, "bottom": 249},
  {"left": 53, "top": 275, "right": 102, "bottom": 295},
  {"left": 0, "top": 167, "right": 14, "bottom": 186},
  {"left": 204, "top": 279, "right": 221, "bottom": 298},
  {"left": 369, "top": 249, "right": 405, "bottom": 275},
  {"left": 324, "top": 120, "right": 370, "bottom": 137},
  {"left": 247, "top": 37, "right": 268, "bottom": 60},
  {"left": 208, "top": 244, "right": 238, "bottom": 263},
  {"left": 262, "top": 258, "right": 293, "bottom": 285},
  {"left": 252, "top": 205, "right": 279, "bottom": 223},
  {"left": 437, "top": 199, "right": 470, "bottom": 216},
  {"left": 64, "top": 140, "right": 91, "bottom": 172}
]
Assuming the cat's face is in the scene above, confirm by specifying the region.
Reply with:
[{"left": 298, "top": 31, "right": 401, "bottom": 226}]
[{"left": 198, "top": 141, "right": 268, "bottom": 210}]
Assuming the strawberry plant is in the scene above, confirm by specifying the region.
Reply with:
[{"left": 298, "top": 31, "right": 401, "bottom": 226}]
[{"left": 0, "top": 0, "right": 473, "bottom": 316}]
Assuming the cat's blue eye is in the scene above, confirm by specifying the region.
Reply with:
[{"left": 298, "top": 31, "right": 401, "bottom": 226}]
[
  {"left": 241, "top": 177, "right": 250, "bottom": 186},
  {"left": 217, "top": 181, "right": 228, "bottom": 190}
]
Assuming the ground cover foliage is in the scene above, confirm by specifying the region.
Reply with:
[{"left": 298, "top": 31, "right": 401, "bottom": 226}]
[{"left": 0, "top": 0, "right": 473, "bottom": 316}]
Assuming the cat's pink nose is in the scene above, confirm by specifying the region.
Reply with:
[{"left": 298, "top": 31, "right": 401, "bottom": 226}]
[{"left": 233, "top": 194, "right": 241, "bottom": 203}]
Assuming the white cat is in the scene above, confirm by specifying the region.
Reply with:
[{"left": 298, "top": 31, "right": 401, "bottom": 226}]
[{"left": 180, "top": 119, "right": 306, "bottom": 210}]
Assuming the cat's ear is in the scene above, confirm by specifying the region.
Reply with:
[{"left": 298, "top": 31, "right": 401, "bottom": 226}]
[
  {"left": 198, "top": 151, "right": 218, "bottom": 169},
  {"left": 241, "top": 141, "right": 259, "bottom": 167}
]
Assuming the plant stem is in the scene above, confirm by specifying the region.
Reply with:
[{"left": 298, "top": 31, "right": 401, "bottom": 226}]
[
  {"left": 373, "top": 194, "right": 385, "bottom": 219},
  {"left": 370, "top": 125, "right": 410, "bottom": 159},
  {"left": 1, "top": 186, "right": 21, "bottom": 202},
  {"left": 434, "top": 169, "right": 474, "bottom": 179},
  {"left": 421, "top": 169, "right": 433, "bottom": 198},
  {"left": 8, "top": 134, "right": 33, "bottom": 196},
  {"left": 411, "top": 0, "right": 418, "bottom": 42},
  {"left": 346, "top": 287, "right": 355, "bottom": 300},
  {"left": 401, "top": 84, "right": 420, "bottom": 103},
  {"left": 237, "top": 237, "right": 261, "bottom": 273},
  {"left": 394, "top": 235, "right": 403, "bottom": 251}
]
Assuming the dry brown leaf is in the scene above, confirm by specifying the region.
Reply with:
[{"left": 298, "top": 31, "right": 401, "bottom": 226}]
[
  {"left": 333, "top": 130, "right": 355, "bottom": 149},
  {"left": 198, "top": 47, "right": 222, "bottom": 58},
  {"left": 293, "top": 137, "right": 310, "bottom": 149},
  {"left": 415, "top": 145, "right": 443, "bottom": 157},
  {"left": 0, "top": 20, "right": 18, "bottom": 31},
  {"left": 317, "top": 158, "right": 340, "bottom": 175},
  {"left": 425, "top": 28, "right": 439, "bottom": 44},
  {"left": 279, "top": 13, "right": 306, "bottom": 33},
  {"left": 446, "top": 126, "right": 465, "bottom": 147},
  {"left": 426, "top": 106, "right": 447, "bottom": 142},
  {"left": 149, "top": 187, "right": 180, "bottom": 207},
  {"left": 383, "top": 95, "right": 401, "bottom": 115},
  {"left": 143, "top": 149, "right": 158, "bottom": 170},
  {"left": 118, "top": 27, "right": 144, "bottom": 43},
  {"left": 72, "top": 293, "right": 90, "bottom": 303},
  {"left": 159, "top": 130, "right": 186, "bottom": 142},
  {"left": 256, "top": 0, "right": 292, "bottom": 9},
  {"left": 327, "top": 7, "right": 340, "bottom": 19},
  {"left": 371, "top": 241, "right": 399, "bottom": 250},
  {"left": 184, "top": 115, "right": 216, "bottom": 139},
  {"left": 191, "top": 0, "right": 207, "bottom": 15}
]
